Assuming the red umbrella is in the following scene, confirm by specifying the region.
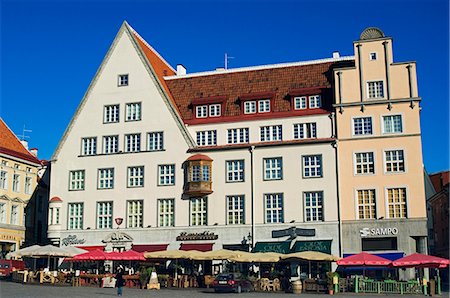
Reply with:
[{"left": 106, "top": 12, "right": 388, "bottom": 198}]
[
  {"left": 337, "top": 252, "right": 392, "bottom": 266},
  {"left": 120, "top": 250, "right": 145, "bottom": 261},
  {"left": 105, "top": 251, "right": 123, "bottom": 260},
  {"left": 391, "top": 253, "right": 450, "bottom": 268},
  {"left": 73, "top": 249, "right": 108, "bottom": 261}
]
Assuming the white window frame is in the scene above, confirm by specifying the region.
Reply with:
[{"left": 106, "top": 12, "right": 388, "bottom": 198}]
[
  {"left": 0, "top": 203, "right": 6, "bottom": 223},
  {"left": 209, "top": 104, "right": 221, "bottom": 117},
  {"left": 11, "top": 205, "right": 19, "bottom": 225},
  {"left": 309, "top": 95, "right": 321, "bottom": 108},
  {"left": 354, "top": 152, "right": 375, "bottom": 175},
  {"left": 81, "top": 137, "right": 97, "bottom": 156},
  {"left": 103, "top": 135, "right": 119, "bottom": 154},
  {"left": 190, "top": 197, "right": 207, "bottom": 226},
  {"left": 12, "top": 174, "right": 20, "bottom": 192},
  {"left": 97, "top": 201, "right": 113, "bottom": 229},
  {"left": 24, "top": 177, "right": 32, "bottom": 194},
  {"left": 125, "top": 133, "right": 141, "bottom": 152},
  {"left": 227, "top": 128, "right": 249, "bottom": 144},
  {"left": 68, "top": 203, "right": 83, "bottom": 230},
  {"left": 265, "top": 193, "right": 284, "bottom": 223},
  {"left": 69, "top": 170, "right": 85, "bottom": 191},
  {"left": 369, "top": 52, "right": 377, "bottom": 60},
  {"left": 386, "top": 187, "right": 408, "bottom": 219},
  {"left": 118, "top": 74, "right": 129, "bottom": 86},
  {"left": 158, "top": 164, "right": 175, "bottom": 186},
  {"left": 264, "top": 157, "right": 283, "bottom": 180},
  {"left": 302, "top": 155, "right": 322, "bottom": 178},
  {"left": 227, "top": 195, "right": 245, "bottom": 225},
  {"left": 244, "top": 101, "right": 256, "bottom": 114},
  {"left": 127, "top": 200, "right": 143, "bottom": 228},
  {"left": 196, "top": 130, "right": 217, "bottom": 146},
  {"left": 103, "top": 104, "right": 120, "bottom": 123},
  {"left": 367, "top": 80, "right": 385, "bottom": 99},
  {"left": 260, "top": 125, "right": 282, "bottom": 142},
  {"left": 384, "top": 150, "right": 405, "bottom": 173},
  {"left": 158, "top": 198, "right": 175, "bottom": 227},
  {"left": 196, "top": 105, "right": 208, "bottom": 118},
  {"left": 356, "top": 189, "right": 377, "bottom": 219},
  {"left": 258, "top": 99, "right": 270, "bottom": 113},
  {"left": 294, "top": 96, "right": 307, "bottom": 110},
  {"left": 382, "top": 114, "right": 403, "bottom": 134},
  {"left": 98, "top": 168, "right": 114, "bottom": 189},
  {"left": 0, "top": 171, "right": 7, "bottom": 189},
  {"left": 226, "top": 160, "right": 244, "bottom": 182},
  {"left": 148, "top": 131, "right": 164, "bottom": 151},
  {"left": 127, "top": 166, "right": 144, "bottom": 188},
  {"left": 294, "top": 123, "right": 317, "bottom": 139},
  {"left": 125, "top": 102, "right": 142, "bottom": 121},
  {"left": 304, "top": 191, "right": 324, "bottom": 222},
  {"left": 352, "top": 116, "right": 373, "bottom": 136}
]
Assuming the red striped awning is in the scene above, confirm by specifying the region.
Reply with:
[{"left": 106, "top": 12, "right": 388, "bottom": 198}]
[
  {"left": 180, "top": 243, "right": 213, "bottom": 252},
  {"left": 131, "top": 244, "right": 168, "bottom": 253},
  {"left": 76, "top": 245, "right": 105, "bottom": 251}
]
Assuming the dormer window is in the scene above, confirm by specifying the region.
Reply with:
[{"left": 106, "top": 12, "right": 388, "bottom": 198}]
[
  {"left": 195, "top": 104, "right": 221, "bottom": 118},
  {"left": 196, "top": 105, "right": 208, "bottom": 118},
  {"left": 244, "top": 101, "right": 256, "bottom": 114},
  {"left": 294, "top": 97, "right": 307, "bottom": 110},
  {"left": 209, "top": 104, "right": 221, "bottom": 117},
  {"left": 293, "top": 95, "right": 321, "bottom": 109},
  {"left": 258, "top": 100, "right": 271, "bottom": 113},
  {"left": 309, "top": 95, "right": 321, "bottom": 108}
]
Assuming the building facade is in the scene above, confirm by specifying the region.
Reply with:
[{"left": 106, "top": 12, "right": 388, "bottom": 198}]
[
  {"left": 0, "top": 118, "right": 40, "bottom": 257},
  {"left": 47, "top": 23, "right": 428, "bottom": 275}
]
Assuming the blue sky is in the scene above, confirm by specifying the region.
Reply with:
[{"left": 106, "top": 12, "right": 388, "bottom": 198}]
[{"left": 1, "top": 0, "right": 449, "bottom": 173}]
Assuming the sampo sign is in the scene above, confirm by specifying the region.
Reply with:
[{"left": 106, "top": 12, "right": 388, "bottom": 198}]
[{"left": 359, "top": 227, "right": 399, "bottom": 237}]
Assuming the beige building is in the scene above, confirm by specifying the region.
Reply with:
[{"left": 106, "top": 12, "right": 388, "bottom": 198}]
[
  {"left": 0, "top": 118, "right": 40, "bottom": 257},
  {"left": 333, "top": 28, "right": 427, "bottom": 278}
]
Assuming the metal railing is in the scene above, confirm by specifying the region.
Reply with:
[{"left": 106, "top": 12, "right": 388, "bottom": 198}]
[{"left": 355, "top": 278, "right": 423, "bottom": 295}]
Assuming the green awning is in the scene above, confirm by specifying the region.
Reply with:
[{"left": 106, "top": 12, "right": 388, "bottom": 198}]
[
  {"left": 253, "top": 241, "right": 291, "bottom": 254},
  {"left": 291, "top": 240, "right": 332, "bottom": 254}
]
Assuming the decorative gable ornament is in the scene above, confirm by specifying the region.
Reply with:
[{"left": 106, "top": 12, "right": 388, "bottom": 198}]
[{"left": 102, "top": 231, "right": 133, "bottom": 244}]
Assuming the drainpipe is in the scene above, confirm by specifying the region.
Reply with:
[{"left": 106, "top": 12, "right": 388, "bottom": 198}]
[
  {"left": 331, "top": 112, "right": 343, "bottom": 257},
  {"left": 249, "top": 146, "right": 256, "bottom": 250}
]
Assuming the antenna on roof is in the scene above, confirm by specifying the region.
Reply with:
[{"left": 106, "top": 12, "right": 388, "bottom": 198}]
[
  {"left": 224, "top": 53, "right": 234, "bottom": 70},
  {"left": 18, "top": 125, "right": 32, "bottom": 141}
]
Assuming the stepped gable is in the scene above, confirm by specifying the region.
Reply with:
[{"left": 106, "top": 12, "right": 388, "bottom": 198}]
[{"left": 0, "top": 118, "right": 40, "bottom": 164}]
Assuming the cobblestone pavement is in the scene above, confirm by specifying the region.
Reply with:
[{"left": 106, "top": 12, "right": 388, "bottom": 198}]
[{"left": 0, "top": 281, "right": 447, "bottom": 298}]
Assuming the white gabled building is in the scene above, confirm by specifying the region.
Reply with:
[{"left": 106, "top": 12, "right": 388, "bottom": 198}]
[{"left": 48, "top": 21, "right": 348, "bottom": 258}]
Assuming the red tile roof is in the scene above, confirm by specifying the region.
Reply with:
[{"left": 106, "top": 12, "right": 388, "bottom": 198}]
[
  {"left": 186, "top": 154, "right": 213, "bottom": 161},
  {"left": 0, "top": 118, "right": 40, "bottom": 165},
  {"left": 430, "top": 171, "right": 450, "bottom": 192}
]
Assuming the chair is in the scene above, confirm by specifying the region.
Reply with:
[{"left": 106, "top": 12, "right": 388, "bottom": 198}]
[
  {"left": 259, "top": 278, "right": 270, "bottom": 291},
  {"left": 338, "top": 278, "right": 347, "bottom": 293},
  {"left": 272, "top": 278, "right": 281, "bottom": 291}
]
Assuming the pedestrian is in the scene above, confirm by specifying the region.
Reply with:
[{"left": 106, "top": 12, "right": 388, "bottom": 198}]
[{"left": 115, "top": 265, "right": 125, "bottom": 296}]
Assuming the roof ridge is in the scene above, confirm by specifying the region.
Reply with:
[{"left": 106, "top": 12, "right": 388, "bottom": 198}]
[
  {"left": 0, "top": 118, "right": 39, "bottom": 163},
  {"left": 164, "top": 56, "right": 355, "bottom": 80}
]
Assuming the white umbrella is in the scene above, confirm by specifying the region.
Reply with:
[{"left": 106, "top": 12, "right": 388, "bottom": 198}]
[
  {"left": 61, "top": 246, "right": 88, "bottom": 256},
  {"left": 8, "top": 245, "right": 42, "bottom": 258}
]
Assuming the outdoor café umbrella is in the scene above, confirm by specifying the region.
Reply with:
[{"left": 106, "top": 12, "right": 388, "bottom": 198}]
[
  {"left": 281, "top": 251, "right": 341, "bottom": 278},
  {"left": 228, "top": 252, "right": 283, "bottom": 263},
  {"left": 73, "top": 249, "right": 108, "bottom": 261},
  {"left": 391, "top": 253, "right": 450, "bottom": 268},
  {"left": 119, "top": 250, "right": 145, "bottom": 261},
  {"left": 190, "top": 249, "right": 245, "bottom": 261},
  {"left": 8, "top": 245, "right": 41, "bottom": 258},
  {"left": 143, "top": 249, "right": 203, "bottom": 260},
  {"left": 337, "top": 252, "right": 391, "bottom": 277}
]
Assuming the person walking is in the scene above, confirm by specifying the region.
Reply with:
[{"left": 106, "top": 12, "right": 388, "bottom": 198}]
[{"left": 115, "top": 265, "right": 125, "bottom": 296}]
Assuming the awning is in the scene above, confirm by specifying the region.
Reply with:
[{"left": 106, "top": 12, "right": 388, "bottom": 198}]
[
  {"left": 76, "top": 245, "right": 105, "bottom": 251},
  {"left": 180, "top": 243, "right": 213, "bottom": 252},
  {"left": 343, "top": 252, "right": 404, "bottom": 261},
  {"left": 131, "top": 244, "right": 168, "bottom": 253},
  {"left": 291, "top": 240, "right": 332, "bottom": 254},
  {"left": 252, "top": 241, "right": 290, "bottom": 254}
]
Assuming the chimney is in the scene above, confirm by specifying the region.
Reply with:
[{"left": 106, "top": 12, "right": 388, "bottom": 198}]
[
  {"left": 332, "top": 51, "right": 340, "bottom": 58},
  {"left": 177, "top": 64, "right": 186, "bottom": 76},
  {"left": 30, "top": 148, "right": 38, "bottom": 157},
  {"left": 20, "top": 140, "right": 28, "bottom": 150}
]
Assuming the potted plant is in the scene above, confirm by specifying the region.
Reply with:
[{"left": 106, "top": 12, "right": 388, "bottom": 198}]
[
  {"left": 327, "top": 272, "right": 339, "bottom": 295},
  {"left": 138, "top": 266, "right": 150, "bottom": 289}
]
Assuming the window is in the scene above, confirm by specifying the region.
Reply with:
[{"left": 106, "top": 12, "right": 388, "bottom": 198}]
[
  {"left": 127, "top": 166, "right": 144, "bottom": 187},
  {"left": 12, "top": 174, "right": 20, "bottom": 192},
  {"left": 303, "top": 155, "right": 322, "bottom": 178},
  {"left": 104, "top": 105, "right": 120, "bottom": 123},
  {"left": 357, "top": 189, "right": 376, "bottom": 219},
  {"left": 309, "top": 95, "right": 321, "bottom": 108},
  {"left": 158, "top": 199, "right": 174, "bottom": 227},
  {"left": 0, "top": 203, "right": 5, "bottom": 223},
  {"left": 98, "top": 168, "right": 114, "bottom": 189},
  {"left": 125, "top": 134, "right": 141, "bottom": 152},
  {"left": 118, "top": 74, "right": 129, "bottom": 86},
  {"left": 367, "top": 81, "right": 384, "bottom": 98},
  {"left": 264, "top": 158, "right": 283, "bottom": 180},
  {"left": 81, "top": 137, "right": 97, "bottom": 156},
  {"left": 97, "top": 201, "right": 113, "bottom": 229},
  {"left": 355, "top": 152, "right": 375, "bottom": 174},
  {"left": 244, "top": 101, "right": 256, "bottom": 114},
  {"left": 202, "top": 165, "right": 210, "bottom": 181},
  {"left": 227, "top": 195, "right": 245, "bottom": 224},
  {"left": 103, "top": 135, "right": 119, "bottom": 154},
  {"left": 148, "top": 132, "right": 164, "bottom": 151},
  {"left": 26, "top": 167, "right": 32, "bottom": 173},
  {"left": 196, "top": 105, "right": 208, "bottom": 118},
  {"left": 226, "top": 160, "right": 244, "bottom": 182},
  {"left": 304, "top": 192, "right": 323, "bottom": 222},
  {"left": 125, "top": 102, "right": 141, "bottom": 121},
  {"left": 10, "top": 205, "right": 19, "bottom": 225},
  {"left": 196, "top": 130, "right": 217, "bottom": 146},
  {"left": 353, "top": 117, "right": 373, "bottom": 135},
  {"left": 227, "top": 128, "right": 249, "bottom": 144},
  {"left": 294, "top": 123, "right": 317, "bottom": 139},
  {"left": 265, "top": 193, "right": 284, "bottom": 223},
  {"left": 69, "top": 170, "right": 85, "bottom": 190},
  {"left": 385, "top": 150, "right": 405, "bottom": 173},
  {"left": 55, "top": 208, "right": 60, "bottom": 224},
  {"left": 158, "top": 164, "right": 175, "bottom": 186},
  {"left": 258, "top": 100, "right": 270, "bottom": 113},
  {"left": 209, "top": 104, "right": 221, "bottom": 117},
  {"left": 387, "top": 188, "right": 407, "bottom": 218},
  {"left": 191, "top": 165, "right": 200, "bottom": 182},
  {"left": 14, "top": 164, "right": 20, "bottom": 169},
  {"left": 190, "top": 197, "right": 207, "bottom": 226},
  {"left": 127, "top": 200, "right": 143, "bottom": 228},
  {"left": 294, "top": 97, "right": 307, "bottom": 110},
  {"left": 370, "top": 52, "right": 377, "bottom": 60},
  {"left": 383, "top": 115, "right": 403, "bottom": 134},
  {"left": 48, "top": 207, "right": 60, "bottom": 225},
  {"left": 260, "top": 125, "right": 282, "bottom": 142},
  {"left": 0, "top": 171, "right": 7, "bottom": 189},
  {"left": 68, "top": 203, "right": 83, "bottom": 230},
  {"left": 25, "top": 177, "right": 32, "bottom": 194}
]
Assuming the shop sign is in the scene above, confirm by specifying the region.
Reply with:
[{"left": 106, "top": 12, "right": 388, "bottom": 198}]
[
  {"left": 359, "top": 227, "right": 399, "bottom": 237},
  {"left": 272, "top": 227, "right": 315, "bottom": 239},
  {"left": 61, "top": 235, "right": 86, "bottom": 246},
  {"left": 102, "top": 231, "right": 133, "bottom": 244},
  {"left": 0, "top": 234, "right": 21, "bottom": 242},
  {"left": 176, "top": 231, "right": 218, "bottom": 241}
]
